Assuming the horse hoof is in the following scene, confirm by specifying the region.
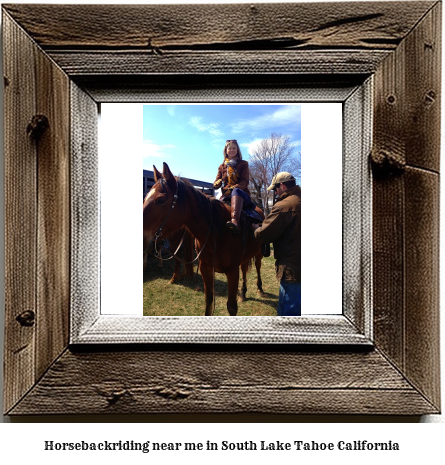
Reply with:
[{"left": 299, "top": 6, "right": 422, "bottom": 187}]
[
  {"left": 257, "top": 290, "right": 267, "bottom": 298},
  {"left": 238, "top": 295, "right": 246, "bottom": 302}
]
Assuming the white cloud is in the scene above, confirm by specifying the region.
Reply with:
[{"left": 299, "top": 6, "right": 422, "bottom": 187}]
[
  {"left": 231, "top": 105, "right": 301, "bottom": 133},
  {"left": 142, "top": 140, "right": 174, "bottom": 159},
  {"left": 241, "top": 137, "right": 301, "bottom": 159},
  {"left": 240, "top": 139, "right": 263, "bottom": 157},
  {"left": 189, "top": 116, "right": 224, "bottom": 137},
  {"left": 167, "top": 105, "right": 176, "bottom": 117}
]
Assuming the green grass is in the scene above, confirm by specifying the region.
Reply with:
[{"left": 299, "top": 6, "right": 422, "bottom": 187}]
[{"left": 143, "top": 248, "right": 278, "bottom": 316}]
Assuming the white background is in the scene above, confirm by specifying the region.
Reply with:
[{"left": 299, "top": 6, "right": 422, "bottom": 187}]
[
  {"left": 0, "top": 0, "right": 444, "bottom": 461},
  {"left": 100, "top": 104, "right": 142, "bottom": 314},
  {"left": 101, "top": 102, "right": 342, "bottom": 315}
]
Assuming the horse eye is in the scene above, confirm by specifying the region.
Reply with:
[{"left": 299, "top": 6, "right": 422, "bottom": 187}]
[{"left": 156, "top": 197, "right": 166, "bottom": 205}]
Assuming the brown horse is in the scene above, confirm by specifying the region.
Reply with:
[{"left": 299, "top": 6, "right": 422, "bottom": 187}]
[
  {"left": 143, "top": 162, "right": 265, "bottom": 316},
  {"left": 239, "top": 254, "right": 266, "bottom": 302},
  {"left": 143, "top": 226, "right": 194, "bottom": 284}
]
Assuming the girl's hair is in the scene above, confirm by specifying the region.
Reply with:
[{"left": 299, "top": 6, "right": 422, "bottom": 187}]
[{"left": 223, "top": 139, "right": 243, "bottom": 160}]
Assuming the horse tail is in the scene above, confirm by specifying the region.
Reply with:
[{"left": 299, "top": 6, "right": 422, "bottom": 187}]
[{"left": 183, "top": 228, "right": 195, "bottom": 278}]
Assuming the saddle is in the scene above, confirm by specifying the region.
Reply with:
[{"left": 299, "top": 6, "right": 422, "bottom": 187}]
[
  {"left": 240, "top": 212, "right": 271, "bottom": 257},
  {"left": 222, "top": 198, "right": 268, "bottom": 255}
]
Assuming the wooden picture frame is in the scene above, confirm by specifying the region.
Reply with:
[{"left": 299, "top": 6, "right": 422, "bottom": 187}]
[{"left": 2, "top": 2, "right": 441, "bottom": 415}]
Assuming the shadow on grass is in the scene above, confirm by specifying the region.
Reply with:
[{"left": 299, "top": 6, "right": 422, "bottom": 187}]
[
  {"left": 242, "top": 295, "right": 279, "bottom": 310},
  {"left": 143, "top": 255, "right": 227, "bottom": 290},
  {"left": 143, "top": 250, "right": 279, "bottom": 316}
]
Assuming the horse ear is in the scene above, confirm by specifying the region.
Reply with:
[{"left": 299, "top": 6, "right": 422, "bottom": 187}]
[
  {"left": 163, "top": 162, "right": 177, "bottom": 192},
  {"left": 153, "top": 165, "right": 163, "bottom": 182}
]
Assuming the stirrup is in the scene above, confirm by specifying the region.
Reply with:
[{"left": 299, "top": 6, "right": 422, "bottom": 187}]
[{"left": 226, "top": 220, "right": 240, "bottom": 234}]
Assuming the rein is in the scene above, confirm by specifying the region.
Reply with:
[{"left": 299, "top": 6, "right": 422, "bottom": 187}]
[
  {"left": 151, "top": 179, "right": 217, "bottom": 315},
  {"left": 153, "top": 183, "right": 214, "bottom": 267},
  {"left": 154, "top": 225, "right": 211, "bottom": 266}
]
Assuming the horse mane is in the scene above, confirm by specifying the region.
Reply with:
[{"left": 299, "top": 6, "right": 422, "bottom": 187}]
[{"left": 175, "top": 177, "right": 228, "bottom": 236}]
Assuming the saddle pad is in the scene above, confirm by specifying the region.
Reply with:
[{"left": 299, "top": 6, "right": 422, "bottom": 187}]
[{"left": 243, "top": 207, "right": 263, "bottom": 223}]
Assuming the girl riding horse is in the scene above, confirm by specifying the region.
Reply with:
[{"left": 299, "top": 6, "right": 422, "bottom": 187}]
[
  {"left": 143, "top": 162, "right": 265, "bottom": 315},
  {"left": 213, "top": 139, "right": 251, "bottom": 234}
]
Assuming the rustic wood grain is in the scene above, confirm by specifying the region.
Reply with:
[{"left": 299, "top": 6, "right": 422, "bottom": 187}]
[
  {"left": 34, "top": 41, "right": 71, "bottom": 381},
  {"left": 74, "top": 315, "right": 371, "bottom": 345},
  {"left": 8, "top": 349, "right": 437, "bottom": 415},
  {"left": 76, "top": 74, "right": 365, "bottom": 103},
  {"left": 404, "top": 167, "right": 440, "bottom": 408},
  {"left": 342, "top": 80, "right": 373, "bottom": 335},
  {"left": 372, "top": 40, "right": 406, "bottom": 369},
  {"left": 371, "top": 1, "right": 441, "bottom": 173},
  {"left": 372, "top": 176, "right": 405, "bottom": 368},
  {"left": 404, "top": 2, "right": 441, "bottom": 172},
  {"left": 2, "top": 2, "right": 441, "bottom": 416},
  {"left": 3, "top": 12, "right": 38, "bottom": 414},
  {"left": 70, "top": 83, "right": 100, "bottom": 338},
  {"left": 371, "top": 2, "right": 441, "bottom": 412},
  {"left": 46, "top": 50, "right": 391, "bottom": 77},
  {"left": 2, "top": 2, "right": 435, "bottom": 50},
  {"left": 402, "top": 2, "right": 441, "bottom": 410}
]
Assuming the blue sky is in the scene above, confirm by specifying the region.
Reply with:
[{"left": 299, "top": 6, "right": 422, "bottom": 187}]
[{"left": 142, "top": 104, "right": 301, "bottom": 184}]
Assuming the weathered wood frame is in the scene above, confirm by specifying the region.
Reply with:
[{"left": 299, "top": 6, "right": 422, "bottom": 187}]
[
  {"left": 71, "top": 82, "right": 373, "bottom": 345},
  {"left": 3, "top": 2, "right": 441, "bottom": 415}
]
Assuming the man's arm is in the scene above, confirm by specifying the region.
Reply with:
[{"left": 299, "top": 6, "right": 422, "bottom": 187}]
[{"left": 253, "top": 207, "right": 285, "bottom": 243}]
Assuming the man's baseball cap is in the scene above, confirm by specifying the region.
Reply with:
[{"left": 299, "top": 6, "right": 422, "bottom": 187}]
[{"left": 267, "top": 172, "right": 296, "bottom": 191}]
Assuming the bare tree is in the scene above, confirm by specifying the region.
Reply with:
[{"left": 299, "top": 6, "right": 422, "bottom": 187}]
[{"left": 249, "top": 132, "right": 301, "bottom": 215}]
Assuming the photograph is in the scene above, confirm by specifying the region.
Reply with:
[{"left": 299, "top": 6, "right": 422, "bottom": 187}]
[
  {"left": 1, "top": 0, "right": 443, "bottom": 443},
  {"left": 101, "top": 102, "right": 343, "bottom": 318},
  {"left": 142, "top": 104, "right": 303, "bottom": 317}
]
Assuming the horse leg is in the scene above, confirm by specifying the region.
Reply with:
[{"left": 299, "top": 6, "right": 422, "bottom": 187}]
[
  {"left": 255, "top": 253, "right": 267, "bottom": 297},
  {"left": 157, "top": 252, "right": 163, "bottom": 269},
  {"left": 226, "top": 267, "right": 239, "bottom": 316},
  {"left": 169, "top": 257, "right": 182, "bottom": 284},
  {"left": 238, "top": 262, "right": 248, "bottom": 302},
  {"left": 200, "top": 263, "right": 215, "bottom": 316},
  {"left": 183, "top": 230, "right": 195, "bottom": 279},
  {"left": 179, "top": 262, "right": 186, "bottom": 279},
  {"left": 143, "top": 237, "right": 152, "bottom": 271}
]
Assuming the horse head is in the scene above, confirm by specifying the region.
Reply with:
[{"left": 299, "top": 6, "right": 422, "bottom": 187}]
[{"left": 143, "top": 162, "right": 183, "bottom": 255}]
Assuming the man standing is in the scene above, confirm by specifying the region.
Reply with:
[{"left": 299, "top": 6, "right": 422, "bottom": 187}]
[{"left": 252, "top": 172, "right": 301, "bottom": 316}]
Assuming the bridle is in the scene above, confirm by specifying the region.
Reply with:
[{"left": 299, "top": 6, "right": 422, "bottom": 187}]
[
  {"left": 153, "top": 179, "right": 178, "bottom": 242},
  {"left": 146, "top": 178, "right": 217, "bottom": 315},
  {"left": 152, "top": 179, "right": 213, "bottom": 267}
]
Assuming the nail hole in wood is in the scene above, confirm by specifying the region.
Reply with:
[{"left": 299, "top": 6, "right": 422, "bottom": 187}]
[
  {"left": 425, "top": 90, "right": 436, "bottom": 105},
  {"left": 26, "top": 114, "right": 49, "bottom": 141},
  {"left": 16, "top": 310, "right": 35, "bottom": 327}
]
